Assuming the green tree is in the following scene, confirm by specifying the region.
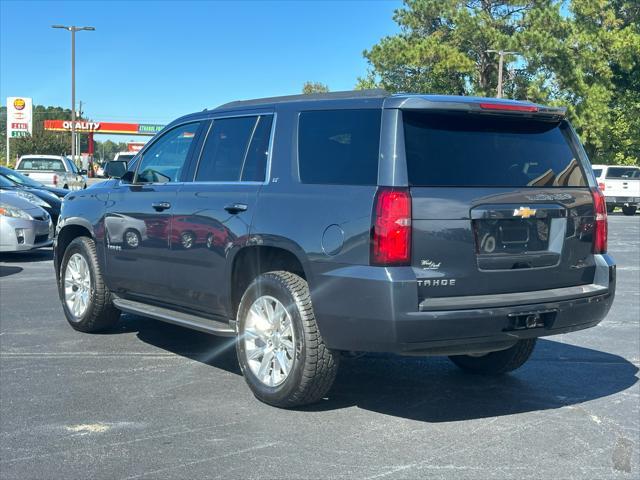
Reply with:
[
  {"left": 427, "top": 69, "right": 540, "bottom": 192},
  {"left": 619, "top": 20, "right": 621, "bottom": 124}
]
[
  {"left": 360, "top": 0, "right": 640, "bottom": 164},
  {"left": 302, "top": 81, "right": 330, "bottom": 94},
  {"left": 94, "top": 139, "right": 128, "bottom": 162}
]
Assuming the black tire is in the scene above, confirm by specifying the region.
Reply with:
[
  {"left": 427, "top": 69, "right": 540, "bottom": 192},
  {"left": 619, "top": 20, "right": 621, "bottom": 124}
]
[
  {"left": 622, "top": 205, "right": 637, "bottom": 216},
  {"left": 449, "top": 339, "right": 536, "bottom": 375},
  {"left": 236, "top": 271, "right": 339, "bottom": 408},
  {"left": 606, "top": 204, "right": 615, "bottom": 214},
  {"left": 58, "top": 236, "right": 120, "bottom": 332}
]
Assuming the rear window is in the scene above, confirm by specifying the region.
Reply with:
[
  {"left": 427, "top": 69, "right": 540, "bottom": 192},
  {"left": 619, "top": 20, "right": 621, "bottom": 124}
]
[
  {"left": 19, "top": 158, "right": 65, "bottom": 172},
  {"left": 298, "top": 109, "right": 381, "bottom": 185},
  {"left": 606, "top": 167, "right": 640, "bottom": 179},
  {"left": 116, "top": 154, "right": 135, "bottom": 162},
  {"left": 403, "top": 112, "right": 587, "bottom": 187},
  {"left": 592, "top": 168, "right": 603, "bottom": 178}
]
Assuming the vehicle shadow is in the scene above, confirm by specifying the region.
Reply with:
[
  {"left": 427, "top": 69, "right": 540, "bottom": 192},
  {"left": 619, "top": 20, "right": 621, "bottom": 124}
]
[
  {"left": 0, "top": 265, "right": 23, "bottom": 277},
  {"left": 119, "top": 314, "right": 638, "bottom": 422},
  {"left": 0, "top": 248, "right": 54, "bottom": 263}
]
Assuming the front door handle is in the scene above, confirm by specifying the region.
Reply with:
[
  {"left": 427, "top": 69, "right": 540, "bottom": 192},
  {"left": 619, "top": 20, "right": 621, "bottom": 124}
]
[
  {"left": 224, "top": 203, "right": 248, "bottom": 214},
  {"left": 152, "top": 201, "right": 171, "bottom": 212}
]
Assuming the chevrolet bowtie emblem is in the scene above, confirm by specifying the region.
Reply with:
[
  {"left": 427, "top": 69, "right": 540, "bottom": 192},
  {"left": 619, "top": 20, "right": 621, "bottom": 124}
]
[{"left": 513, "top": 206, "right": 537, "bottom": 219}]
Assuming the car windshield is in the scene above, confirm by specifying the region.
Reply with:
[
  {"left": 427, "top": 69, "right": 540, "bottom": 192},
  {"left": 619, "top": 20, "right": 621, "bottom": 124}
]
[
  {"left": 0, "top": 167, "right": 45, "bottom": 188},
  {"left": 19, "top": 158, "right": 65, "bottom": 171},
  {"left": 0, "top": 175, "right": 16, "bottom": 188},
  {"left": 117, "top": 154, "right": 135, "bottom": 162}
]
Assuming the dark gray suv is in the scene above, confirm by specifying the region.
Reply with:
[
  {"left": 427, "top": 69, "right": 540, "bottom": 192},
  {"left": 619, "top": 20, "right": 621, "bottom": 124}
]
[{"left": 54, "top": 90, "right": 616, "bottom": 408}]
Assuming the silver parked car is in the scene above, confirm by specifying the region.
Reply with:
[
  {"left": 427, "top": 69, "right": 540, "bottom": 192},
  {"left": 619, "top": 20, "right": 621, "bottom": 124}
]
[{"left": 0, "top": 191, "right": 53, "bottom": 252}]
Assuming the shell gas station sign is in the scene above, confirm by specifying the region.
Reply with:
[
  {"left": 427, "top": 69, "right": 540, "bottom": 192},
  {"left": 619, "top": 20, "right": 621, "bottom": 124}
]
[
  {"left": 6, "top": 97, "right": 33, "bottom": 138},
  {"left": 43, "top": 120, "right": 164, "bottom": 136}
]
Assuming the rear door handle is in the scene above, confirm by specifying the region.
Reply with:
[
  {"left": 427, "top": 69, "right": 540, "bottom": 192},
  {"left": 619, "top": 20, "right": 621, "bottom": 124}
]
[
  {"left": 224, "top": 203, "right": 248, "bottom": 214},
  {"left": 152, "top": 201, "right": 171, "bottom": 211}
]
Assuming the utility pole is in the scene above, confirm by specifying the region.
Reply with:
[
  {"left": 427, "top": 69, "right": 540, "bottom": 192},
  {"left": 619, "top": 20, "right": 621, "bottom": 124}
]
[
  {"left": 52, "top": 25, "right": 95, "bottom": 164},
  {"left": 485, "top": 50, "right": 519, "bottom": 98}
]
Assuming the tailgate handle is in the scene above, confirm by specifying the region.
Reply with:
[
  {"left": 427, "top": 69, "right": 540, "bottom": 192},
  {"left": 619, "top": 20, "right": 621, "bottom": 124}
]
[
  {"left": 224, "top": 203, "right": 248, "bottom": 214},
  {"left": 151, "top": 202, "right": 171, "bottom": 211}
]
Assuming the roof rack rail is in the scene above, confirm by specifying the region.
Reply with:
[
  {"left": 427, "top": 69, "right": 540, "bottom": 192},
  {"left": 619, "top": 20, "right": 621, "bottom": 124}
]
[{"left": 215, "top": 89, "right": 389, "bottom": 110}]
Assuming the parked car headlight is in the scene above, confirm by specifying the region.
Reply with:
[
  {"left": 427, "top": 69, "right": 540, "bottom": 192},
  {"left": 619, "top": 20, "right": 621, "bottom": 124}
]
[
  {"left": 14, "top": 190, "right": 51, "bottom": 208},
  {"left": 0, "top": 203, "right": 32, "bottom": 219}
]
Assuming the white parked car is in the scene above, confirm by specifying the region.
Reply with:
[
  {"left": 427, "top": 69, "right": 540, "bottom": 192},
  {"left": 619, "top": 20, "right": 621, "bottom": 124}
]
[
  {"left": 15, "top": 155, "right": 87, "bottom": 190},
  {"left": 592, "top": 164, "right": 640, "bottom": 215}
]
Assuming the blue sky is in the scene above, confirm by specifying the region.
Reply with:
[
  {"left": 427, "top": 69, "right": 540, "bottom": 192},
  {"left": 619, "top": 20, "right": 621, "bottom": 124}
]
[{"left": 1, "top": 0, "right": 401, "bottom": 142}]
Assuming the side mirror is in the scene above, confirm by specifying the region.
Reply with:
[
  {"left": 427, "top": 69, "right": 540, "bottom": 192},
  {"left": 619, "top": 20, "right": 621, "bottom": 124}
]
[
  {"left": 80, "top": 169, "right": 88, "bottom": 175},
  {"left": 104, "top": 161, "right": 128, "bottom": 179}
]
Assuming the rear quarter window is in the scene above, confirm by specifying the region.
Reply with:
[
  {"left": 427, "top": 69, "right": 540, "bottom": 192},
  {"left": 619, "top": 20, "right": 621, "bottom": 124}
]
[
  {"left": 298, "top": 109, "right": 381, "bottom": 185},
  {"left": 403, "top": 112, "right": 588, "bottom": 187}
]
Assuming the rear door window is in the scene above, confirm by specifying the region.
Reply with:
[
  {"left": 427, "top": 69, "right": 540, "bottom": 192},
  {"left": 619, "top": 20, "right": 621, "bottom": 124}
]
[
  {"left": 195, "top": 116, "right": 257, "bottom": 182},
  {"left": 241, "top": 115, "right": 273, "bottom": 182},
  {"left": 403, "top": 112, "right": 587, "bottom": 187},
  {"left": 298, "top": 109, "right": 381, "bottom": 185}
]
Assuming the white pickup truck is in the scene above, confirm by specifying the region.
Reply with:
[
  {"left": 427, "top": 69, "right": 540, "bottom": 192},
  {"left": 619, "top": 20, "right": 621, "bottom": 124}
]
[
  {"left": 592, "top": 164, "right": 640, "bottom": 215},
  {"left": 15, "top": 155, "right": 87, "bottom": 191}
]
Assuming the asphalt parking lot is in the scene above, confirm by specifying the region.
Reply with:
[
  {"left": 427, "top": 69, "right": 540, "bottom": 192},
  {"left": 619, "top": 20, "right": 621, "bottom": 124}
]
[{"left": 1, "top": 215, "right": 638, "bottom": 480}]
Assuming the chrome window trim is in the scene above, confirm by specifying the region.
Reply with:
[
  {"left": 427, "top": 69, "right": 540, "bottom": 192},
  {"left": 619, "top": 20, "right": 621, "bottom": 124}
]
[{"left": 190, "top": 112, "right": 276, "bottom": 186}]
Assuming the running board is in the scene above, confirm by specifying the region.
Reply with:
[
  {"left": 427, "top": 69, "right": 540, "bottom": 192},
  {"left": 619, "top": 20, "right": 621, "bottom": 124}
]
[{"left": 112, "top": 298, "right": 235, "bottom": 337}]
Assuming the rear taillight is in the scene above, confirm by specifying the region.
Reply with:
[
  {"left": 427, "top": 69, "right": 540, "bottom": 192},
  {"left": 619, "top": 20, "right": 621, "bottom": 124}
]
[
  {"left": 598, "top": 182, "right": 605, "bottom": 191},
  {"left": 53, "top": 174, "right": 58, "bottom": 186},
  {"left": 591, "top": 187, "right": 608, "bottom": 254},
  {"left": 371, "top": 187, "right": 411, "bottom": 266}
]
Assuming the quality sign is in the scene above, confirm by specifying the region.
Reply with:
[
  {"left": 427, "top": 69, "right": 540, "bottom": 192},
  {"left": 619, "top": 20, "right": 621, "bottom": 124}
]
[{"left": 6, "top": 97, "right": 33, "bottom": 138}]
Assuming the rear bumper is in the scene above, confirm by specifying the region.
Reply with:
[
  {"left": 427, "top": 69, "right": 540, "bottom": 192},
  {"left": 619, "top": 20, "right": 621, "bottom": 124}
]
[
  {"left": 606, "top": 196, "right": 640, "bottom": 206},
  {"left": 311, "top": 254, "right": 616, "bottom": 355}
]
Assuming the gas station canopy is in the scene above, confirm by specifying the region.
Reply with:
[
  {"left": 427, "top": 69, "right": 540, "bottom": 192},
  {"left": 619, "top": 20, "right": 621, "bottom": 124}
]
[{"left": 43, "top": 120, "right": 165, "bottom": 136}]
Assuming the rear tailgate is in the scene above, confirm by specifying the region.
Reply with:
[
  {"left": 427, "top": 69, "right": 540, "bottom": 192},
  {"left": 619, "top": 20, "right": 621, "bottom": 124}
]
[
  {"left": 603, "top": 166, "right": 640, "bottom": 202},
  {"left": 402, "top": 110, "right": 599, "bottom": 305},
  {"left": 16, "top": 157, "right": 67, "bottom": 187}
]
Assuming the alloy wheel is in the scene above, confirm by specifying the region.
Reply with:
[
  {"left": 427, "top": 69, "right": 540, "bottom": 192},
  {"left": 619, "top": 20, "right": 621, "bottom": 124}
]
[
  {"left": 64, "top": 253, "right": 91, "bottom": 319},
  {"left": 243, "top": 295, "right": 296, "bottom": 387}
]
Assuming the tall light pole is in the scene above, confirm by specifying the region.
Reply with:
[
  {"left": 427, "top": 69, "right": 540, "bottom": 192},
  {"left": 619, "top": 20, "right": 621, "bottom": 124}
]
[
  {"left": 52, "top": 25, "right": 95, "bottom": 163},
  {"left": 485, "top": 50, "right": 519, "bottom": 98}
]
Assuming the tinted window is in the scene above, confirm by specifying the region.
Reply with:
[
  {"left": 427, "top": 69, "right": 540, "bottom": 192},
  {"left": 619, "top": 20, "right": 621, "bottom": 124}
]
[
  {"left": 403, "top": 112, "right": 587, "bottom": 187},
  {"left": 592, "top": 168, "right": 603, "bottom": 178},
  {"left": 136, "top": 123, "right": 199, "bottom": 183},
  {"left": 196, "top": 117, "right": 257, "bottom": 182},
  {"left": 298, "top": 109, "right": 381, "bottom": 185},
  {"left": 19, "top": 158, "right": 65, "bottom": 171},
  {"left": 116, "top": 153, "right": 136, "bottom": 162},
  {"left": 606, "top": 167, "right": 640, "bottom": 179},
  {"left": 241, "top": 115, "right": 273, "bottom": 182}
]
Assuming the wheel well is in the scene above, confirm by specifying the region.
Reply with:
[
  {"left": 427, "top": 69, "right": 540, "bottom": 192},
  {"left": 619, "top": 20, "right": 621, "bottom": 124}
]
[
  {"left": 231, "top": 246, "right": 306, "bottom": 317},
  {"left": 56, "top": 225, "right": 92, "bottom": 271}
]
